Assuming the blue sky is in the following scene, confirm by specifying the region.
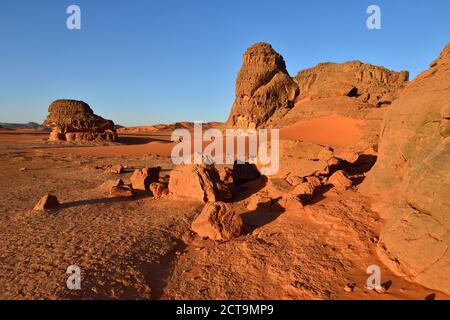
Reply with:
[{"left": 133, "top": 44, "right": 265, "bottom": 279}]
[{"left": 0, "top": 0, "right": 449, "bottom": 126}]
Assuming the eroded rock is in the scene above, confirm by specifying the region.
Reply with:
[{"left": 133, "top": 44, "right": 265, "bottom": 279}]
[
  {"left": 225, "top": 42, "right": 299, "bottom": 129},
  {"left": 191, "top": 202, "right": 244, "bottom": 241},
  {"left": 168, "top": 164, "right": 231, "bottom": 203},
  {"left": 44, "top": 100, "right": 117, "bottom": 142}
]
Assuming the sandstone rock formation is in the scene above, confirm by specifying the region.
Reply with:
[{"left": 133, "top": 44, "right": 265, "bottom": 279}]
[
  {"left": 362, "top": 43, "right": 450, "bottom": 294},
  {"left": 44, "top": 99, "right": 118, "bottom": 142},
  {"left": 33, "top": 194, "right": 60, "bottom": 211},
  {"left": 130, "top": 167, "right": 161, "bottom": 191},
  {"left": 225, "top": 43, "right": 299, "bottom": 129},
  {"left": 191, "top": 202, "right": 244, "bottom": 241},
  {"left": 328, "top": 170, "right": 353, "bottom": 190},
  {"left": 294, "top": 61, "right": 409, "bottom": 107},
  {"left": 168, "top": 164, "right": 231, "bottom": 203}
]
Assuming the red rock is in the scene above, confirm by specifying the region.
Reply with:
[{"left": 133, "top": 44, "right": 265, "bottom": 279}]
[
  {"left": 225, "top": 42, "right": 299, "bottom": 129},
  {"left": 44, "top": 99, "right": 117, "bottom": 142},
  {"left": 108, "top": 184, "right": 134, "bottom": 198},
  {"left": 149, "top": 182, "right": 169, "bottom": 199},
  {"left": 191, "top": 202, "right": 244, "bottom": 241},
  {"left": 130, "top": 167, "right": 161, "bottom": 190},
  {"left": 328, "top": 170, "right": 353, "bottom": 190},
  {"left": 168, "top": 164, "right": 231, "bottom": 203},
  {"left": 33, "top": 194, "right": 60, "bottom": 211}
]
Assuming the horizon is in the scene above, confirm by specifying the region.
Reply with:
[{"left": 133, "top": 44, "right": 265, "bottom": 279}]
[{"left": 0, "top": 0, "right": 449, "bottom": 127}]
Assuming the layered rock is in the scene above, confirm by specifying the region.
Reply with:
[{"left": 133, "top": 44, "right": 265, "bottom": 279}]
[
  {"left": 168, "top": 164, "right": 231, "bottom": 203},
  {"left": 294, "top": 61, "right": 409, "bottom": 107},
  {"left": 225, "top": 43, "right": 299, "bottom": 129},
  {"left": 44, "top": 99, "right": 118, "bottom": 142},
  {"left": 362, "top": 43, "right": 450, "bottom": 294}
]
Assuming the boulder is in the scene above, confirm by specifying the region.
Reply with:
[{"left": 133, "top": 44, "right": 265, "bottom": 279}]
[
  {"left": 292, "top": 182, "right": 315, "bottom": 201},
  {"left": 279, "top": 196, "right": 304, "bottom": 211},
  {"left": 168, "top": 164, "right": 231, "bottom": 203},
  {"left": 100, "top": 179, "right": 124, "bottom": 191},
  {"left": 361, "top": 43, "right": 450, "bottom": 294},
  {"left": 328, "top": 170, "right": 353, "bottom": 190},
  {"left": 44, "top": 100, "right": 117, "bottom": 142},
  {"left": 149, "top": 182, "right": 169, "bottom": 199},
  {"left": 33, "top": 194, "right": 60, "bottom": 211},
  {"left": 109, "top": 184, "right": 134, "bottom": 198},
  {"left": 191, "top": 202, "right": 244, "bottom": 241},
  {"left": 130, "top": 167, "right": 161, "bottom": 191},
  {"left": 225, "top": 42, "right": 299, "bottom": 129}
]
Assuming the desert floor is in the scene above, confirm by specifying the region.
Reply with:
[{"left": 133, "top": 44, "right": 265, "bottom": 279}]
[{"left": 0, "top": 118, "right": 448, "bottom": 300}]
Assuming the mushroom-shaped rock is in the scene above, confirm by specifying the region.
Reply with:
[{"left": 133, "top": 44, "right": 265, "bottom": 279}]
[{"left": 44, "top": 99, "right": 117, "bottom": 142}]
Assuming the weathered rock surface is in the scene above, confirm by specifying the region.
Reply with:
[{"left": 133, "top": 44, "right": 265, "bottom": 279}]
[
  {"left": 362, "top": 43, "right": 450, "bottom": 294},
  {"left": 149, "top": 182, "right": 169, "bottom": 199},
  {"left": 130, "top": 167, "right": 161, "bottom": 191},
  {"left": 225, "top": 43, "right": 299, "bottom": 129},
  {"left": 294, "top": 61, "right": 409, "bottom": 107},
  {"left": 191, "top": 202, "right": 244, "bottom": 241},
  {"left": 44, "top": 99, "right": 117, "bottom": 142},
  {"left": 328, "top": 170, "right": 353, "bottom": 190},
  {"left": 33, "top": 194, "right": 60, "bottom": 211},
  {"left": 168, "top": 164, "right": 231, "bottom": 203}
]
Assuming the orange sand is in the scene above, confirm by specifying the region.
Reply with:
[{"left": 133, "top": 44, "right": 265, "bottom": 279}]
[{"left": 279, "top": 115, "right": 363, "bottom": 147}]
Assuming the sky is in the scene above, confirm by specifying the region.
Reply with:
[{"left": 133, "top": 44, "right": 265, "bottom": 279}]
[{"left": 0, "top": 0, "right": 449, "bottom": 126}]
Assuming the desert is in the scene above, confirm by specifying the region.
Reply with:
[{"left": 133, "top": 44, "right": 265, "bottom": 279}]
[
  {"left": 0, "top": 1, "right": 449, "bottom": 304},
  {"left": 1, "top": 41, "right": 449, "bottom": 300}
]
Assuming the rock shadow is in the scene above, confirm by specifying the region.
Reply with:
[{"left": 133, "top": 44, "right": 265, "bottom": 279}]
[{"left": 240, "top": 202, "right": 285, "bottom": 234}]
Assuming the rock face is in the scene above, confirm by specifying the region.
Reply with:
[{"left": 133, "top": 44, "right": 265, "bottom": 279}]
[
  {"left": 294, "top": 61, "right": 409, "bottom": 107},
  {"left": 168, "top": 164, "right": 232, "bottom": 203},
  {"left": 362, "top": 43, "right": 450, "bottom": 294},
  {"left": 44, "top": 100, "right": 117, "bottom": 142},
  {"left": 191, "top": 202, "right": 244, "bottom": 241},
  {"left": 225, "top": 43, "right": 299, "bottom": 129}
]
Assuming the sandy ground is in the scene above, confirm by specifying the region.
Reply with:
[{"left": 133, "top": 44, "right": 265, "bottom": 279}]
[{"left": 0, "top": 119, "right": 448, "bottom": 300}]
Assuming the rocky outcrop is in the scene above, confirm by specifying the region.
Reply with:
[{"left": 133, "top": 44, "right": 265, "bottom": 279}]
[
  {"left": 44, "top": 99, "right": 118, "bottom": 142},
  {"left": 225, "top": 43, "right": 299, "bottom": 129},
  {"left": 362, "top": 43, "right": 450, "bottom": 294},
  {"left": 191, "top": 202, "right": 244, "bottom": 241},
  {"left": 168, "top": 164, "right": 232, "bottom": 203},
  {"left": 294, "top": 61, "right": 409, "bottom": 107}
]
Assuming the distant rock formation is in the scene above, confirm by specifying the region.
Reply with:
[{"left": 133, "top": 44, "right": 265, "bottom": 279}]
[
  {"left": 362, "top": 43, "right": 450, "bottom": 294},
  {"left": 294, "top": 61, "right": 409, "bottom": 107},
  {"left": 44, "top": 99, "right": 117, "bottom": 142},
  {"left": 0, "top": 122, "right": 44, "bottom": 130},
  {"left": 225, "top": 42, "right": 299, "bottom": 129}
]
